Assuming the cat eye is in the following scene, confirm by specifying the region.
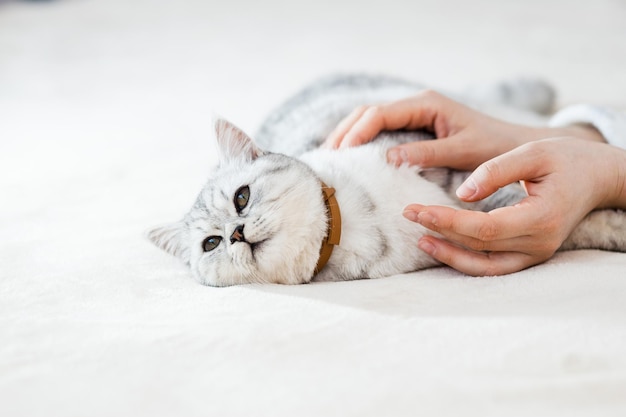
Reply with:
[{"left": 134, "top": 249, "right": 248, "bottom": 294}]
[
  {"left": 202, "top": 236, "right": 222, "bottom": 252},
  {"left": 234, "top": 185, "right": 250, "bottom": 213}
]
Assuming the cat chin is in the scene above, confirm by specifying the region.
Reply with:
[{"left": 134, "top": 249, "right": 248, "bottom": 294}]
[{"left": 192, "top": 242, "right": 316, "bottom": 287}]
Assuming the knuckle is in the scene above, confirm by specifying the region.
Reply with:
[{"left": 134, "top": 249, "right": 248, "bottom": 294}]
[
  {"left": 465, "top": 238, "right": 490, "bottom": 252},
  {"left": 481, "top": 160, "right": 503, "bottom": 183},
  {"left": 417, "top": 144, "right": 436, "bottom": 165},
  {"left": 464, "top": 259, "right": 500, "bottom": 277},
  {"left": 354, "top": 104, "right": 370, "bottom": 114},
  {"left": 347, "top": 105, "right": 371, "bottom": 122},
  {"left": 418, "top": 89, "right": 441, "bottom": 101},
  {"left": 476, "top": 220, "right": 499, "bottom": 242},
  {"left": 436, "top": 248, "right": 455, "bottom": 266},
  {"left": 363, "top": 105, "right": 383, "bottom": 120},
  {"left": 351, "top": 133, "right": 369, "bottom": 146},
  {"left": 520, "top": 140, "right": 549, "bottom": 160},
  {"left": 481, "top": 254, "right": 513, "bottom": 276}
]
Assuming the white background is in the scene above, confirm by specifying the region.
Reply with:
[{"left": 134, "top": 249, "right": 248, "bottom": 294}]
[{"left": 1, "top": 1, "right": 626, "bottom": 416}]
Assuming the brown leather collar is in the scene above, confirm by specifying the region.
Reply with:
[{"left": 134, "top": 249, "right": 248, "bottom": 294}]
[{"left": 313, "top": 182, "right": 341, "bottom": 275}]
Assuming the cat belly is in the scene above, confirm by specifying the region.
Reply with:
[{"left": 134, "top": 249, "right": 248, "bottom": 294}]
[{"left": 301, "top": 143, "right": 458, "bottom": 281}]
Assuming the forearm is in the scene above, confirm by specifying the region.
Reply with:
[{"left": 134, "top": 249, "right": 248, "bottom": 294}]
[
  {"left": 548, "top": 104, "right": 626, "bottom": 208},
  {"left": 604, "top": 145, "right": 626, "bottom": 209},
  {"left": 509, "top": 105, "right": 626, "bottom": 146}
]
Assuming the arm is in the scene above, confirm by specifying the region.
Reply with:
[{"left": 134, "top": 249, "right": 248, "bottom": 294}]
[
  {"left": 407, "top": 137, "right": 626, "bottom": 275},
  {"left": 324, "top": 90, "right": 605, "bottom": 170},
  {"left": 410, "top": 104, "right": 626, "bottom": 275},
  {"left": 326, "top": 91, "right": 626, "bottom": 275}
]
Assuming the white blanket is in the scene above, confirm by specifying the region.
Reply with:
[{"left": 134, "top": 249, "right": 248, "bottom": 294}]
[{"left": 2, "top": 1, "right": 625, "bottom": 416}]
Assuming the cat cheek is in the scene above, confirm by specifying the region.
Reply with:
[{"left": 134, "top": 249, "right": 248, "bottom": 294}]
[{"left": 193, "top": 252, "right": 224, "bottom": 286}]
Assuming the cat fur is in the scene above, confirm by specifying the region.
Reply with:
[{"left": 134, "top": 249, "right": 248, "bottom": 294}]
[{"left": 149, "top": 74, "right": 626, "bottom": 286}]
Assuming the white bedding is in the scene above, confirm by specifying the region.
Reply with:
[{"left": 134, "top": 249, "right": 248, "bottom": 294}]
[{"left": 1, "top": 0, "right": 626, "bottom": 416}]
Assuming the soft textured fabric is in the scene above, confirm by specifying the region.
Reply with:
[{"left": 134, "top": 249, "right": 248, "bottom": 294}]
[
  {"left": 550, "top": 105, "right": 626, "bottom": 149},
  {"left": 1, "top": 1, "right": 626, "bottom": 416}
]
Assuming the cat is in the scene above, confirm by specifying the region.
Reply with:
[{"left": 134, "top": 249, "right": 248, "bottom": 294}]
[{"left": 148, "top": 74, "right": 626, "bottom": 287}]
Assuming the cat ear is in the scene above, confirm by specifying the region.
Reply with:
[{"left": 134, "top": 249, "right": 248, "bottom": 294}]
[
  {"left": 213, "top": 117, "right": 265, "bottom": 163},
  {"left": 147, "top": 222, "right": 190, "bottom": 264}
]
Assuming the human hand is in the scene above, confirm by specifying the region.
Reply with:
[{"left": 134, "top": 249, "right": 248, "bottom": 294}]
[
  {"left": 324, "top": 90, "right": 605, "bottom": 170},
  {"left": 403, "top": 137, "right": 626, "bottom": 275}
]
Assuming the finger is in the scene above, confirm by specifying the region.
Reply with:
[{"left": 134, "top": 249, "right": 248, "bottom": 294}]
[
  {"left": 387, "top": 134, "right": 471, "bottom": 169},
  {"left": 425, "top": 226, "right": 536, "bottom": 253},
  {"left": 339, "top": 99, "right": 440, "bottom": 148},
  {"left": 324, "top": 105, "right": 369, "bottom": 149},
  {"left": 339, "top": 105, "right": 389, "bottom": 149},
  {"left": 404, "top": 203, "right": 542, "bottom": 243},
  {"left": 456, "top": 142, "right": 551, "bottom": 201},
  {"left": 405, "top": 206, "right": 536, "bottom": 252},
  {"left": 331, "top": 91, "right": 450, "bottom": 149},
  {"left": 418, "top": 235, "right": 540, "bottom": 276}
]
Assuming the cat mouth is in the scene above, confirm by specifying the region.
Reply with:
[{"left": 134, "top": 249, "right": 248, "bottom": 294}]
[{"left": 250, "top": 239, "right": 269, "bottom": 257}]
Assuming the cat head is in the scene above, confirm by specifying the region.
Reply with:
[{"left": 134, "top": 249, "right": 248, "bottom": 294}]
[{"left": 148, "top": 118, "right": 328, "bottom": 286}]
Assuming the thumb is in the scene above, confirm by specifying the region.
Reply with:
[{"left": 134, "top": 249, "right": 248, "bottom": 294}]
[{"left": 456, "top": 144, "right": 548, "bottom": 202}]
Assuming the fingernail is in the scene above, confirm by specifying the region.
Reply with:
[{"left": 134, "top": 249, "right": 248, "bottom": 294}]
[
  {"left": 402, "top": 208, "right": 419, "bottom": 222},
  {"left": 418, "top": 239, "right": 436, "bottom": 255},
  {"left": 456, "top": 177, "right": 477, "bottom": 199},
  {"left": 387, "top": 148, "right": 408, "bottom": 166}
]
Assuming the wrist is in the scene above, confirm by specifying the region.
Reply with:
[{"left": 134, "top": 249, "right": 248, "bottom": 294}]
[
  {"left": 599, "top": 145, "right": 626, "bottom": 209},
  {"left": 525, "top": 125, "right": 605, "bottom": 144},
  {"left": 561, "top": 125, "right": 606, "bottom": 143},
  {"left": 549, "top": 104, "right": 626, "bottom": 149}
]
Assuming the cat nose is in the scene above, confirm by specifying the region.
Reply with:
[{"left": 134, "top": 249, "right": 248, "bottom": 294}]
[{"left": 230, "top": 224, "right": 246, "bottom": 244}]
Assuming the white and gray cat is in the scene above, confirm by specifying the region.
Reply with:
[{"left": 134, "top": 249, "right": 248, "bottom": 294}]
[{"left": 149, "top": 74, "right": 626, "bottom": 287}]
